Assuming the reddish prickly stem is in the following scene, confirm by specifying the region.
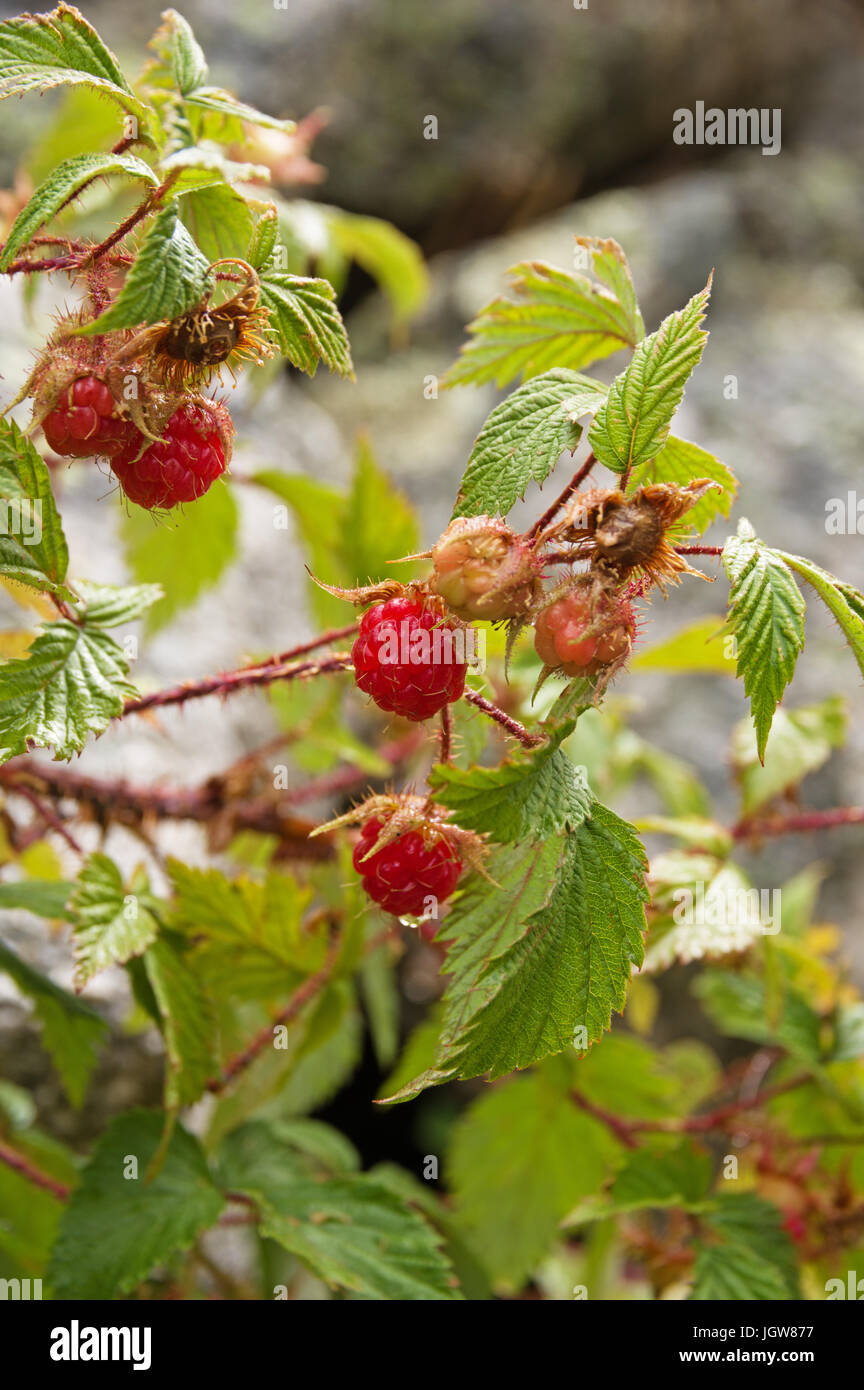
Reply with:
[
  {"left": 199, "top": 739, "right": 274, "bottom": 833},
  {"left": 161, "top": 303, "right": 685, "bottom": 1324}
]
[
  {"left": 110, "top": 398, "right": 232, "bottom": 510},
  {"left": 351, "top": 594, "right": 467, "bottom": 722},
  {"left": 534, "top": 585, "right": 636, "bottom": 676},
  {"left": 352, "top": 815, "right": 462, "bottom": 918},
  {"left": 41, "top": 375, "right": 139, "bottom": 459}
]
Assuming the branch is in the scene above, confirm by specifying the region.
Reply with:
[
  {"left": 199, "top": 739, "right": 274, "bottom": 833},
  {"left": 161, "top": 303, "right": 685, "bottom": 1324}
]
[
  {"left": 0, "top": 1140, "right": 70, "bottom": 1201},
  {"left": 3, "top": 170, "right": 181, "bottom": 278},
  {"left": 207, "top": 934, "right": 343, "bottom": 1093},
  {"left": 462, "top": 689, "right": 545, "bottom": 748},
  {"left": 571, "top": 1071, "right": 813, "bottom": 1147},
  {"left": 634, "top": 1072, "right": 813, "bottom": 1135},
  {"left": 122, "top": 652, "right": 351, "bottom": 717},
  {"left": 12, "top": 782, "right": 82, "bottom": 854},
  {"left": 439, "top": 704, "right": 453, "bottom": 764},
  {"left": 674, "top": 545, "right": 723, "bottom": 557},
  {"left": 733, "top": 807, "right": 864, "bottom": 840},
  {"left": 570, "top": 1091, "right": 639, "bottom": 1148},
  {"left": 528, "top": 453, "right": 596, "bottom": 540},
  {"left": 0, "top": 758, "right": 333, "bottom": 860},
  {"left": 0, "top": 728, "right": 422, "bottom": 860}
]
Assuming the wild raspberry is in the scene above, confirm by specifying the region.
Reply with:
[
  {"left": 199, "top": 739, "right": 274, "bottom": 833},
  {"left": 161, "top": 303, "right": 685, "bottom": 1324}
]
[
  {"left": 534, "top": 584, "right": 635, "bottom": 676},
  {"left": 353, "top": 816, "right": 462, "bottom": 917},
  {"left": 41, "top": 376, "right": 139, "bottom": 459},
  {"left": 351, "top": 594, "right": 467, "bottom": 721},
  {"left": 431, "top": 516, "right": 541, "bottom": 621},
  {"left": 110, "top": 398, "right": 232, "bottom": 510}
]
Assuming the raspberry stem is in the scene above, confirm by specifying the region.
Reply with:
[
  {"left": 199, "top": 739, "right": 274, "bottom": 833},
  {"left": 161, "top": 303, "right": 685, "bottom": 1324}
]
[
  {"left": 2, "top": 170, "right": 181, "bottom": 277},
  {"left": 528, "top": 452, "right": 596, "bottom": 540},
  {"left": 207, "top": 930, "right": 343, "bottom": 1093},
  {"left": 122, "top": 652, "right": 352, "bottom": 716},
  {"left": 0, "top": 1140, "right": 71, "bottom": 1202},
  {"left": 462, "top": 689, "right": 546, "bottom": 748},
  {"left": 733, "top": 806, "right": 864, "bottom": 838},
  {"left": 439, "top": 704, "right": 454, "bottom": 763}
]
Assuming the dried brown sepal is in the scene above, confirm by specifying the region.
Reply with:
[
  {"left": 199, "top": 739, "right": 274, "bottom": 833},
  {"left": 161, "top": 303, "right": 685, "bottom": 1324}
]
[
  {"left": 308, "top": 576, "right": 461, "bottom": 628},
  {"left": 113, "top": 260, "right": 274, "bottom": 391},
  {"left": 546, "top": 481, "right": 719, "bottom": 591},
  {"left": 310, "top": 576, "right": 411, "bottom": 607}
]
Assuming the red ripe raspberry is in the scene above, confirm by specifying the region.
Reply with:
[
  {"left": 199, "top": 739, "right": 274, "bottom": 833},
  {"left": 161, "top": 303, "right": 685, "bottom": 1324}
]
[
  {"left": 351, "top": 595, "right": 467, "bottom": 722},
  {"left": 111, "top": 399, "right": 231, "bottom": 510},
  {"left": 534, "top": 586, "right": 635, "bottom": 676},
  {"left": 353, "top": 816, "right": 462, "bottom": 917},
  {"left": 41, "top": 376, "right": 139, "bottom": 459}
]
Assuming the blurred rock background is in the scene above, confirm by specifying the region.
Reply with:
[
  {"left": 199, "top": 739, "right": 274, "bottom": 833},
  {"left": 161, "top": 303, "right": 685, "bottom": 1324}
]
[{"left": 0, "top": 0, "right": 863, "bottom": 1145}]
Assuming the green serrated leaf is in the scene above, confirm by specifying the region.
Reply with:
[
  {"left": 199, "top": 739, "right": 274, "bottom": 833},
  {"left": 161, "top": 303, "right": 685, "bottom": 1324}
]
[
  {"left": 449, "top": 1066, "right": 619, "bottom": 1288},
  {"left": 452, "top": 369, "right": 607, "bottom": 519},
  {"left": 253, "top": 436, "right": 417, "bottom": 627},
  {"left": 429, "top": 722, "right": 591, "bottom": 843},
  {"left": 69, "top": 853, "right": 158, "bottom": 987},
  {"left": 322, "top": 204, "right": 429, "bottom": 324},
  {"left": 160, "top": 144, "right": 270, "bottom": 189},
  {"left": 574, "top": 236, "right": 644, "bottom": 341},
  {"left": 380, "top": 839, "right": 566, "bottom": 1103},
  {"left": 179, "top": 180, "right": 254, "bottom": 262},
  {"left": 447, "top": 804, "right": 648, "bottom": 1079},
  {"left": 183, "top": 87, "right": 295, "bottom": 134},
  {"left": 631, "top": 616, "right": 735, "bottom": 674},
  {"left": 588, "top": 281, "right": 711, "bottom": 475},
  {"left": 258, "top": 267, "right": 353, "bottom": 377},
  {"left": 0, "top": 418, "right": 70, "bottom": 596},
  {"left": 692, "top": 1193, "right": 799, "bottom": 1300},
  {"left": 0, "top": 5, "right": 156, "bottom": 137},
  {"left": 0, "top": 878, "right": 73, "bottom": 919},
  {"left": 0, "top": 152, "right": 159, "bottom": 270},
  {"left": 143, "top": 935, "right": 220, "bottom": 1110},
  {"left": 247, "top": 206, "right": 279, "bottom": 270},
  {"left": 732, "top": 696, "right": 847, "bottom": 816},
  {"left": 167, "top": 859, "right": 320, "bottom": 1000},
  {"left": 47, "top": 1110, "right": 224, "bottom": 1298},
  {"left": 153, "top": 8, "right": 208, "bottom": 95},
  {"left": 218, "top": 1121, "right": 460, "bottom": 1299},
  {"left": 0, "top": 939, "right": 106, "bottom": 1107},
  {"left": 643, "top": 862, "right": 772, "bottom": 971},
  {"left": 693, "top": 968, "right": 822, "bottom": 1063},
  {"left": 722, "top": 520, "right": 806, "bottom": 760},
  {"left": 444, "top": 259, "right": 642, "bottom": 389},
  {"left": 80, "top": 203, "right": 211, "bottom": 334},
  {"left": 385, "top": 804, "right": 648, "bottom": 1098},
  {"left": 0, "top": 618, "right": 138, "bottom": 763},
  {"left": 779, "top": 551, "right": 864, "bottom": 679},
  {"left": 71, "top": 578, "right": 162, "bottom": 628},
  {"left": 118, "top": 481, "right": 238, "bottom": 634},
  {"left": 610, "top": 1140, "right": 713, "bottom": 1212},
  {"left": 627, "top": 435, "right": 736, "bottom": 532}
]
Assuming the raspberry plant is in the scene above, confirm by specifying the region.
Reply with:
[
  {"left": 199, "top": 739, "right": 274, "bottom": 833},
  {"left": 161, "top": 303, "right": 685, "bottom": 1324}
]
[{"left": 0, "top": 7, "right": 863, "bottom": 1304}]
